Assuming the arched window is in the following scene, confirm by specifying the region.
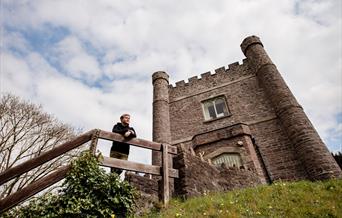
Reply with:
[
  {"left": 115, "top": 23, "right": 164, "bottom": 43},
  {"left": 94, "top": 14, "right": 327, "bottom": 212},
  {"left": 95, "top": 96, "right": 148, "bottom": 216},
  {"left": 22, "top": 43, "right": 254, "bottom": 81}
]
[{"left": 211, "top": 153, "right": 242, "bottom": 167}]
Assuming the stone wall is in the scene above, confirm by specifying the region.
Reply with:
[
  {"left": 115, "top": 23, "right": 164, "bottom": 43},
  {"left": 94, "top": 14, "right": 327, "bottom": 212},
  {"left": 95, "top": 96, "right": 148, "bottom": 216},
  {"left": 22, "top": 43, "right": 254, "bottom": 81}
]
[
  {"left": 173, "top": 151, "right": 262, "bottom": 198},
  {"left": 241, "top": 35, "right": 341, "bottom": 180},
  {"left": 191, "top": 123, "right": 267, "bottom": 183},
  {"left": 168, "top": 60, "right": 252, "bottom": 100},
  {"left": 249, "top": 119, "right": 307, "bottom": 181},
  {"left": 125, "top": 172, "right": 159, "bottom": 196},
  {"left": 165, "top": 35, "right": 342, "bottom": 181},
  {"left": 169, "top": 67, "right": 265, "bottom": 143},
  {"left": 125, "top": 150, "right": 262, "bottom": 205},
  {"left": 124, "top": 172, "right": 159, "bottom": 215},
  {"left": 151, "top": 36, "right": 341, "bottom": 199},
  {"left": 168, "top": 64, "right": 308, "bottom": 181},
  {"left": 152, "top": 71, "right": 172, "bottom": 166}
]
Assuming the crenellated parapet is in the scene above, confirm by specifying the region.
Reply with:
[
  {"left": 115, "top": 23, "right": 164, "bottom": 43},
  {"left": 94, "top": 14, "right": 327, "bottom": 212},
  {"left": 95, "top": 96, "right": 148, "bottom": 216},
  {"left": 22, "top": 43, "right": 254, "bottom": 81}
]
[
  {"left": 152, "top": 35, "right": 341, "bottom": 184},
  {"left": 168, "top": 59, "right": 254, "bottom": 101},
  {"left": 169, "top": 59, "right": 248, "bottom": 88}
]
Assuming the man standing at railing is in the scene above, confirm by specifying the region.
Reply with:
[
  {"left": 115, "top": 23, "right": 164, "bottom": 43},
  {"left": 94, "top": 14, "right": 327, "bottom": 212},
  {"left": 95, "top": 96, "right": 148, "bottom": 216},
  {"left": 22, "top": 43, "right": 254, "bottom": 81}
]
[{"left": 110, "top": 114, "right": 137, "bottom": 175}]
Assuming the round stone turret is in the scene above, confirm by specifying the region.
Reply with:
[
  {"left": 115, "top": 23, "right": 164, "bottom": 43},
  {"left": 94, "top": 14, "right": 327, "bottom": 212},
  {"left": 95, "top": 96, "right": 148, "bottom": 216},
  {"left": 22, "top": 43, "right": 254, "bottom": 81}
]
[
  {"left": 241, "top": 36, "right": 342, "bottom": 180},
  {"left": 152, "top": 71, "right": 171, "bottom": 166}
]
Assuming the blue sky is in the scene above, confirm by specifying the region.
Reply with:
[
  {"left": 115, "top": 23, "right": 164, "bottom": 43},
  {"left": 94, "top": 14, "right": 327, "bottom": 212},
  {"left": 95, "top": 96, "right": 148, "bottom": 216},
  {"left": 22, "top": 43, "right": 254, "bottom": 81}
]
[{"left": 0, "top": 0, "right": 341, "bottom": 165}]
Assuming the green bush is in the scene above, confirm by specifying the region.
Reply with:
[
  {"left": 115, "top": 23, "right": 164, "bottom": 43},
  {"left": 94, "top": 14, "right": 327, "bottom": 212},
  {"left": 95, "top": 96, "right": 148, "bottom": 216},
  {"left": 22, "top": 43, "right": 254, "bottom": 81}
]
[{"left": 3, "top": 151, "right": 137, "bottom": 218}]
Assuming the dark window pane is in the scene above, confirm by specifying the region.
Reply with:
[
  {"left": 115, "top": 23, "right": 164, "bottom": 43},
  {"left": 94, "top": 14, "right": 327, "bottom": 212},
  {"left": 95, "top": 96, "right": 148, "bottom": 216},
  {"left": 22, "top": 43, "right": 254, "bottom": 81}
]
[
  {"left": 208, "top": 105, "right": 216, "bottom": 118},
  {"left": 203, "top": 101, "right": 213, "bottom": 120},
  {"left": 216, "top": 102, "right": 225, "bottom": 114},
  {"left": 215, "top": 98, "right": 227, "bottom": 116}
]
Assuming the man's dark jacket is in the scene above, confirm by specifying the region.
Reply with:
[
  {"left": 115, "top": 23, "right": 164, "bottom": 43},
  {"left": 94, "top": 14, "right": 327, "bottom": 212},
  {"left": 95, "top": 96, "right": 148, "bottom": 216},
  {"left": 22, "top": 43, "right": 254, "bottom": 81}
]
[{"left": 111, "top": 122, "right": 136, "bottom": 154}]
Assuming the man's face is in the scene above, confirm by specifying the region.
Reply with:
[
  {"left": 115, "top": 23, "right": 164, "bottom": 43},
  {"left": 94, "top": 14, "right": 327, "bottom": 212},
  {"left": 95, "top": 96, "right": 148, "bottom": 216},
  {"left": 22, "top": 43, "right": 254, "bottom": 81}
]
[{"left": 121, "top": 115, "right": 130, "bottom": 126}]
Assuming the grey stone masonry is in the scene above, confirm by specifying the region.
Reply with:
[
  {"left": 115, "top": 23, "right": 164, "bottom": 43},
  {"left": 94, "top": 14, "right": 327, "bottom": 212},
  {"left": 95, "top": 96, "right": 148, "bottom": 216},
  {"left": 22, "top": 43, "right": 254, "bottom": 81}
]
[
  {"left": 125, "top": 172, "right": 159, "bottom": 196},
  {"left": 124, "top": 172, "right": 159, "bottom": 215},
  {"left": 241, "top": 35, "right": 342, "bottom": 180},
  {"left": 152, "top": 71, "right": 171, "bottom": 166},
  {"left": 152, "top": 35, "right": 341, "bottom": 185},
  {"left": 173, "top": 151, "right": 262, "bottom": 198}
]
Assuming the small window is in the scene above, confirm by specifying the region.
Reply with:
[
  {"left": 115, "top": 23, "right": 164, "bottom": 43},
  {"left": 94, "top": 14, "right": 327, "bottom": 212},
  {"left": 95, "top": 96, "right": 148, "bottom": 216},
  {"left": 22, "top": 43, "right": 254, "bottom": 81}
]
[
  {"left": 212, "top": 153, "right": 242, "bottom": 167},
  {"left": 202, "top": 96, "right": 229, "bottom": 120}
]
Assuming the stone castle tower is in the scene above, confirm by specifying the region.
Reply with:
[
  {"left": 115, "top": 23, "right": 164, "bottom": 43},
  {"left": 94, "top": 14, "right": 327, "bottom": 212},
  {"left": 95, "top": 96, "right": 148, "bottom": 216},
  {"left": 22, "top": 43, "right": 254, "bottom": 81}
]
[{"left": 152, "top": 35, "right": 341, "bottom": 182}]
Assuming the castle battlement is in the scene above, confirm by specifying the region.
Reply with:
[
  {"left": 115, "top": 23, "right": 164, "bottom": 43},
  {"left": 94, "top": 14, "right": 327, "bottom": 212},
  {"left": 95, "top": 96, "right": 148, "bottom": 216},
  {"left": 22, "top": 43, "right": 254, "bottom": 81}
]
[
  {"left": 153, "top": 35, "right": 342, "bottom": 183},
  {"left": 167, "top": 58, "right": 254, "bottom": 100},
  {"left": 169, "top": 58, "right": 249, "bottom": 89}
]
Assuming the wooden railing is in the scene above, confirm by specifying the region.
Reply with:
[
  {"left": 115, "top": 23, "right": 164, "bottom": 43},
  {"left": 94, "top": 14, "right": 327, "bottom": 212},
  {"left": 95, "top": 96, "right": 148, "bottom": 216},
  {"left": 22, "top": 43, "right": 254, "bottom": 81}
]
[{"left": 0, "top": 129, "right": 178, "bottom": 214}]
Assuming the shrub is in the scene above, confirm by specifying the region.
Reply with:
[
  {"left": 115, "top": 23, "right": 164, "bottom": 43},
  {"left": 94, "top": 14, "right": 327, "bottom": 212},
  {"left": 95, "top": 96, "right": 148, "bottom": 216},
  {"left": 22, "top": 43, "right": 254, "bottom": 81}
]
[{"left": 3, "top": 151, "right": 137, "bottom": 218}]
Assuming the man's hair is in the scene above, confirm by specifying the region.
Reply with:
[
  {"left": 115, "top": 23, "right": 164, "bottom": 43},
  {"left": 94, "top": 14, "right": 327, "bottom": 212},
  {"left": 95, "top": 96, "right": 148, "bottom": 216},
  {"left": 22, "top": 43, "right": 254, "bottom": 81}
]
[{"left": 120, "top": 114, "right": 130, "bottom": 120}]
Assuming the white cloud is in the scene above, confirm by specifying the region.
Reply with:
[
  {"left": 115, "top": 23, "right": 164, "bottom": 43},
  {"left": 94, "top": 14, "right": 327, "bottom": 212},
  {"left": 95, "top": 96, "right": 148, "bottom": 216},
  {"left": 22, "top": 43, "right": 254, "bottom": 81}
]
[
  {"left": 1, "top": 30, "right": 30, "bottom": 55},
  {"left": 0, "top": 37, "right": 152, "bottom": 163},
  {"left": 1, "top": 0, "right": 341, "bottom": 159},
  {"left": 1, "top": 52, "right": 34, "bottom": 97},
  {"left": 52, "top": 36, "right": 101, "bottom": 81},
  {"left": 294, "top": 0, "right": 341, "bottom": 25}
]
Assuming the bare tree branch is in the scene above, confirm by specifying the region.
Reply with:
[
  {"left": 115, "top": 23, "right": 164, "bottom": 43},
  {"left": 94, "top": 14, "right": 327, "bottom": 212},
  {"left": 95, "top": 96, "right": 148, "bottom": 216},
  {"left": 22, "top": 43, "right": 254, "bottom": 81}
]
[{"left": 0, "top": 93, "right": 84, "bottom": 199}]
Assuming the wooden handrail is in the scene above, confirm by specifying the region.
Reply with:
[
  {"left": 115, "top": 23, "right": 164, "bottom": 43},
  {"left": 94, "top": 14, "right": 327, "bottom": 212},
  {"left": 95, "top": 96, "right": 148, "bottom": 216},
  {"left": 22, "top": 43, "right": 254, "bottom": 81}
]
[
  {"left": 0, "top": 130, "right": 94, "bottom": 186},
  {"left": 100, "top": 157, "right": 179, "bottom": 178},
  {"left": 0, "top": 165, "right": 70, "bottom": 214},
  {"left": 98, "top": 130, "right": 177, "bottom": 154},
  {"left": 0, "top": 128, "right": 179, "bottom": 213}
]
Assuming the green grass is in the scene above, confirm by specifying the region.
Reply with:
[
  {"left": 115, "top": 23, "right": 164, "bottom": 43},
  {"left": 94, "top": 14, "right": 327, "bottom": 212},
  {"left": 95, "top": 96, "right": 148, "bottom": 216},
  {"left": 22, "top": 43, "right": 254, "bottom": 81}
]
[{"left": 142, "top": 179, "right": 342, "bottom": 218}]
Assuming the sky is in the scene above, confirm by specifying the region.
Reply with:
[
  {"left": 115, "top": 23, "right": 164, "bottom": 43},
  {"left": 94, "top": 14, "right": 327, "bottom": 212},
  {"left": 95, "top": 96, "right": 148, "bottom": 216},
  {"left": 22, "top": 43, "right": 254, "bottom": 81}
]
[{"left": 0, "top": 0, "right": 341, "bottom": 165}]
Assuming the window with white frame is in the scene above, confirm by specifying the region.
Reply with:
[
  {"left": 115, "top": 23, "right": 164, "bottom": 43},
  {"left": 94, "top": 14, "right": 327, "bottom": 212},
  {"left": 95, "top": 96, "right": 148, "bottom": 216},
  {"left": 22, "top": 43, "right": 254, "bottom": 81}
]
[
  {"left": 211, "top": 153, "right": 242, "bottom": 167},
  {"left": 202, "top": 96, "right": 229, "bottom": 120}
]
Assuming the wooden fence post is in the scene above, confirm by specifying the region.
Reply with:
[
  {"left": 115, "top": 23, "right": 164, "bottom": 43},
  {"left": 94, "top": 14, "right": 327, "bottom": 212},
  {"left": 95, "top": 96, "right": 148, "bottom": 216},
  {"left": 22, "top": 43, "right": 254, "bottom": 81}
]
[
  {"left": 161, "top": 143, "right": 169, "bottom": 206},
  {"left": 0, "top": 130, "right": 179, "bottom": 213},
  {"left": 89, "top": 129, "right": 100, "bottom": 155}
]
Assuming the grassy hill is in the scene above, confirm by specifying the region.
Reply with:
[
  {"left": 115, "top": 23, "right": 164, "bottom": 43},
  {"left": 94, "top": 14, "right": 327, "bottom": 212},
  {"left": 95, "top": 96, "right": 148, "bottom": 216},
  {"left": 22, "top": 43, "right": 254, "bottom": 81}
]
[{"left": 143, "top": 179, "right": 342, "bottom": 218}]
